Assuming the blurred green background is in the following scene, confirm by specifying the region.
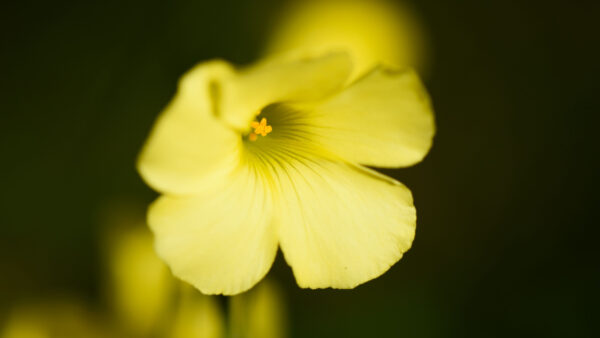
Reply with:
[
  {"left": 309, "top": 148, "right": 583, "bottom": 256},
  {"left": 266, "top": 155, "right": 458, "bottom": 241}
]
[{"left": 1, "top": 0, "right": 598, "bottom": 337}]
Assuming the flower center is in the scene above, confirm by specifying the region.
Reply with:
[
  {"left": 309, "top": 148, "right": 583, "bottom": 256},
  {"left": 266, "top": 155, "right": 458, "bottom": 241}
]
[{"left": 248, "top": 117, "right": 273, "bottom": 141}]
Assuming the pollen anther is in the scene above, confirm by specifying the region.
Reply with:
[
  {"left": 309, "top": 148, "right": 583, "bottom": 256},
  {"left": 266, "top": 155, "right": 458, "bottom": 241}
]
[{"left": 249, "top": 117, "right": 272, "bottom": 141}]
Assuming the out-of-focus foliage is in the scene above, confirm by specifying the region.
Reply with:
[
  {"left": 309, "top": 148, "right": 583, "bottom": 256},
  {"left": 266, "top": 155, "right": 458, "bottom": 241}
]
[
  {"left": 168, "top": 286, "right": 225, "bottom": 338},
  {"left": 230, "top": 280, "right": 288, "bottom": 338},
  {"left": 1, "top": 299, "right": 112, "bottom": 338},
  {"left": 1, "top": 208, "right": 287, "bottom": 338}
]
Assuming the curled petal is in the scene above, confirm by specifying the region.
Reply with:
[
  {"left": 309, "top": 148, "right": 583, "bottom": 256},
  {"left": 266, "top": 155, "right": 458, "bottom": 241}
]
[{"left": 137, "top": 61, "right": 242, "bottom": 195}]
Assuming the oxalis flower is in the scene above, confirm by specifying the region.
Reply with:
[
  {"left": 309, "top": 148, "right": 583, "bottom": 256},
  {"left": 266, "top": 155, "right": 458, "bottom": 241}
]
[{"left": 137, "top": 52, "right": 435, "bottom": 295}]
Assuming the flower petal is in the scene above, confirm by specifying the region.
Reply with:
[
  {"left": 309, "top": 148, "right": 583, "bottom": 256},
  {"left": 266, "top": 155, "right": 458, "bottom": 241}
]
[
  {"left": 294, "top": 67, "right": 435, "bottom": 167},
  {"left": 219, "top": 52, "right": 352, "bottom": 130},
  {"left": 137, "top": 60, "right": 243, "bottom": 195},
  {"left": 148, "top": 166, "right": 278, "bottom": 295},
  {"left": 276, "top": 160, "right": 416, "bottom": 289}
]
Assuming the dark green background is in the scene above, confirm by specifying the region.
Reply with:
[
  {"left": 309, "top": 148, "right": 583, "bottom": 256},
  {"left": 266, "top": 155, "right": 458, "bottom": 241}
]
[{"left": 1, "top": 0, "right": 598, "bottom": 337}]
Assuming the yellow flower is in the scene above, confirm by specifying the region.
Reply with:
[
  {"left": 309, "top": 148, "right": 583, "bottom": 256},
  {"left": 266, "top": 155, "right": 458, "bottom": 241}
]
[
  {"left": 137, "top": 51, "right": 435, "bottom": 295},
  {"left": 265, "top": 0, "right": 427, "bottom": 79}
]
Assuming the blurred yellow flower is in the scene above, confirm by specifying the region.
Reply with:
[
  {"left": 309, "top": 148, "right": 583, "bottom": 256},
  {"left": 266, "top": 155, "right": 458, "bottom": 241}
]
[
  {"left": 265, "top": 0, "right": 427, "bottom": 79},
  {"left": 138, "top": 51, "right": 435, "bottom": 295},
  {"left": 101, "top": 217, "right": 173, "bottom": 337}
]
